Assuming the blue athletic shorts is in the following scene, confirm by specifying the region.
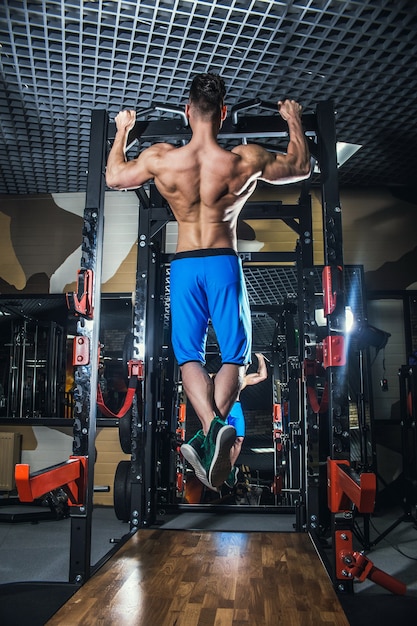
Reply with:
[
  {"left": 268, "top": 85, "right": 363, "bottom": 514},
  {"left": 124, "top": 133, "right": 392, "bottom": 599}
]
[
  {"left": 170, "top": 248, "right": 252, "bottom": 366},
  {"left": 226, "top": 401, "right": 245, "bottom": 437}
]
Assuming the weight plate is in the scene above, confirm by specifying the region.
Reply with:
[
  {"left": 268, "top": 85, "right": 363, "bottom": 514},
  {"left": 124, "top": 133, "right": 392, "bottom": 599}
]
[
  {"left": 113, "top": 460, "right": 131, "bottom": 522},
  {"left": 119, "top": 410, "right": 132, "bottom": 454}
]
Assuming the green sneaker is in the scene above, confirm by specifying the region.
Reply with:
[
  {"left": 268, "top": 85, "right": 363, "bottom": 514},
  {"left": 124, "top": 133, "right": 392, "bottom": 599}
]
[
  {"left": 224, "top": 466, "right": 239, "bottom": 489},
  {"left": 205, "top": 416, "right": 236, "bottom": 488},
  {"left": 181, "top": 430, "right": 218, "bottom": 492},
  {"left": 186, "top": 429, "right": 205, "bottom": 455}
]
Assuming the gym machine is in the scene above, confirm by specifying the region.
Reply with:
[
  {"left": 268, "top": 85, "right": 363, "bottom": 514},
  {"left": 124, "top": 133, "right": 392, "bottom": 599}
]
[
  {"left": 0, "top": 303, "right": 67, "bottom": 419},
  {"left": 11, "top": 99, "right": 403, "bottom": 597},
  {"left": 103, "top": 101, "right": 332, "bottom": 535},
  {"left": 13, "top": 111, "right": 135, "bottom": 588},
  {"left": 110, "top": 192, "right": 316, "bottom": 522},
  {"left": 102, "top": 100, "right": 374, "bottom": 590}
]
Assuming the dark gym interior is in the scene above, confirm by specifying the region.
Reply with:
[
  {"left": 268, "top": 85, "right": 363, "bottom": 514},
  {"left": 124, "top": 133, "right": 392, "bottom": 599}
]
[{"left": 1, "top": 2, "right": 417, "bottom": 625}]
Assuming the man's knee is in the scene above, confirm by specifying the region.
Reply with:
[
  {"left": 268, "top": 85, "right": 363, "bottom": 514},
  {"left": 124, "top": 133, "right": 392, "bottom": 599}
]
[{"left": 234, "top": 436, "right": 244, "bottom": 448}]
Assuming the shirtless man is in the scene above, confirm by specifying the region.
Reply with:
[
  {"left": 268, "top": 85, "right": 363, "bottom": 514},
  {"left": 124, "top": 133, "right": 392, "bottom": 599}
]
[
  {"left": 106, "top": 73, "right": 310, "bottom": 488},
  {"left": 228, "top": 352, "right": 268, "bottom": 471}
]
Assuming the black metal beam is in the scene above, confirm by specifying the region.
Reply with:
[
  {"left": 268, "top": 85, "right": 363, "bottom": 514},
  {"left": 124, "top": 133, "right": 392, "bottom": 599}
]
[
  {"left": 69, "top": 108, "right": 108, "bottom": 585},
  {"left": 108, "top": 113, "right": 318, "bottom": 143},
  {"left": 317, "top": 101, "right": 344, "bottom": 268},
  {"left": 317, "top": 100, "right": 349, "bottom": 462},
  {"left": 316, "top": 100, "right": 351, "bottom": 593},
  {"left": 137, "top": 198, "right": 311, "bottom": 222}
]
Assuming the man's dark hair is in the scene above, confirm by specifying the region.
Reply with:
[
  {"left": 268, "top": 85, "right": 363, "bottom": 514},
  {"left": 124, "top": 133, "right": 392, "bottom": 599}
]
[{"left": 189, "top": 73, "right": 226, "bottom": 117}]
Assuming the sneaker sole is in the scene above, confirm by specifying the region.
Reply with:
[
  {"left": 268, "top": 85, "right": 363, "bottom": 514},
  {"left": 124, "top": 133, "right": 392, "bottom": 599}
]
[
  {"left": 181, "top": 443, "right": 219, "bottom": 492},
  {"left": 208, "top": 425, "right": 236, "bottom": 487}
]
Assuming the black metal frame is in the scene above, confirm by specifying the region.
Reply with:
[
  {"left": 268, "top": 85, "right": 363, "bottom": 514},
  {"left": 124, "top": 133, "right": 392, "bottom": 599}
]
[
  {"left": 107, "top": 100, "right": 349, "bottom": 548},
  {"left": 313, "top": 100, "right": 352, "bottom": 592},
  {"left": 68, "top": 109, "right": 110, "bottom": 583},
  {"left": 18, "top": 100, "right": 346, "bottom": 588},
  {"left": 131, "top": 193, "right": 315, "bottom": 517}
]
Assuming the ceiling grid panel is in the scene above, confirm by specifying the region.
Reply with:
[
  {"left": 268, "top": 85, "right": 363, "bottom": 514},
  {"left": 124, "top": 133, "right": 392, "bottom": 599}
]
[{"left": 0, "top": 0, "right": 416, "bottom": 193}]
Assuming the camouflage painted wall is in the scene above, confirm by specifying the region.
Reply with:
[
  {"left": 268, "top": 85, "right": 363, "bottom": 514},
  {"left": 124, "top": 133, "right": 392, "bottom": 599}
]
[
  {"left": 0, "top": 186, "right": 416, "bottom": 295},
  {"left": 0, "top": 191, "right": 139, "bottom": 295}
]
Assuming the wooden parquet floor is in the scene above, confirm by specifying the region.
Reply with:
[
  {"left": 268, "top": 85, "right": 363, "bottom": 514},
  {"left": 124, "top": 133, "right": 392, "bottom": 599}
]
[{"left": 46, "top": 529, "right": 350, "bottom": 626}]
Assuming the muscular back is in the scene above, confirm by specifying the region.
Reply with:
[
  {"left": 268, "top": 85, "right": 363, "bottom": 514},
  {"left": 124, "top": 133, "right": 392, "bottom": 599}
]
[
  {"left": 106, "top": 100, "right": 310, "bottom": 252},
  {"left": 150, "top": 140, "right": 258, "bottom": 252}
]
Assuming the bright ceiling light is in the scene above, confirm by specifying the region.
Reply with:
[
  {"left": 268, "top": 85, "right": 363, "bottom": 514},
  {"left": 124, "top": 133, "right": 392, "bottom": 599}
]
[{"left": 314, "top": 142, "right": 362, "bottom": 173}]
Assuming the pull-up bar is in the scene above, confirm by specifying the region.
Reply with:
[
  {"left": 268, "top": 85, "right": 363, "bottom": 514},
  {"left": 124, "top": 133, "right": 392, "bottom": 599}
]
[{"left": 108, "top": 103, "right": 318, "bottom": 143}]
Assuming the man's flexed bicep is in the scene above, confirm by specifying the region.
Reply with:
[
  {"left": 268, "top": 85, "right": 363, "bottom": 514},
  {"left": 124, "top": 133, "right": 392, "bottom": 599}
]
[
  {"left": 106, "top": 109, "right": 171, "bottom": 190},
  {"left": 234, "top": 99, "right": 311, "bottom": 186},
  {"left": 106, "top": 145, "right": 157, "bottom": 190}
]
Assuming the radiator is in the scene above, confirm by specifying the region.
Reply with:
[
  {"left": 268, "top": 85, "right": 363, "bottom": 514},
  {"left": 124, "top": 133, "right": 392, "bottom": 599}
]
[{"left": 0, "top": 432, "right": 21, "bottom": 491}]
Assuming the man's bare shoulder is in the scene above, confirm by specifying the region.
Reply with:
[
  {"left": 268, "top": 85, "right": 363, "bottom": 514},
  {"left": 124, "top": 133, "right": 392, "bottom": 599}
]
[
  {"left": 139, "top": 142, "right": 177, "bottom": 175},
  {"left": 231, "top": 143, "right": 266, "bottom": 160},
  {"left": 146, "top": 142, "right": 177, "bottom": 156},
  {"left": 229, "top": 143, "right": 272, "bottom": 181}
]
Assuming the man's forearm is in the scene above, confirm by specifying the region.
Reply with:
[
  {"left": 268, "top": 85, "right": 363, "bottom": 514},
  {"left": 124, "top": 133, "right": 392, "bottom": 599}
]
[
  {"left": 105, "top": 130, "right": 129, "bottom": 188},
  {"left": 286, "top": 116, "right": 311, "bottom": 176}
]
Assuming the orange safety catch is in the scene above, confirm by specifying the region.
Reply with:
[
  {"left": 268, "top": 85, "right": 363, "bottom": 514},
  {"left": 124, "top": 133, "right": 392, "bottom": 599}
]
[
  {"left": 322, "top": 265, "right": 343, "bottom": 316},
  {"left": 178, "top": 403, "right": 186, "bottom": 423},
  {"left": 15, "top": 456, "right": 88, "bottom": 506},
  {"left": 344, "top": 551, "right": 406, "bottom": 595},
  {"left": 327, "top": 458, "right": 376, "bottom": 514},
  {"left": 323, "top": 335, "right": 346, "bottom": 368},
  {"left": 72, "top": 335, "right": 90, "bottom": 366},
  {"left": 66, "top": 269, "right": 94, "bottom": 319}
]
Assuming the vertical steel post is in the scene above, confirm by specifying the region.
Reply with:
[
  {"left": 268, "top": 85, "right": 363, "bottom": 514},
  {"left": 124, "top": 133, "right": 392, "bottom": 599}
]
[
  {"left": 69, "top": 109, "right": 107, "bottom": 584},
  {"left": 316, "top": 100, "right": 352, "bottom": 592},
  {"left": 317, "top": 100, "right": 349, "bottom": 463},
  {"left": 129, "top": 186, "right": 166, "bottom": 528},
  {"left": 129, "top": 198, "right": 152, "bottom": 529},
  {"left": 296, "top": 189, "right": 314, "bottom": 531}
]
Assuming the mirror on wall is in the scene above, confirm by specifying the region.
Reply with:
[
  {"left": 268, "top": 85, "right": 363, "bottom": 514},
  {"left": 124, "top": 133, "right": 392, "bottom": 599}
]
[{"left": 0, "top": 293, "right": 134, "bottom": 420}]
